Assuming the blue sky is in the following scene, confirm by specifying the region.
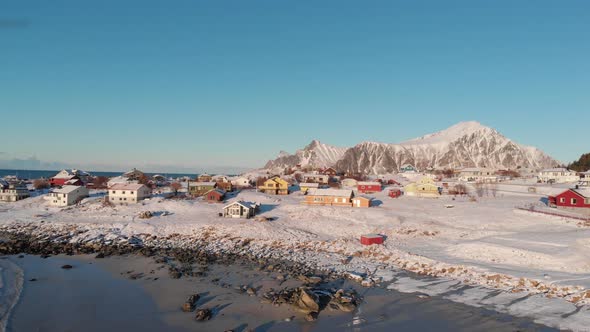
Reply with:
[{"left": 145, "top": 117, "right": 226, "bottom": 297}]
[{"left": 1, "top": 0, "right": 588, "bottom": 172}]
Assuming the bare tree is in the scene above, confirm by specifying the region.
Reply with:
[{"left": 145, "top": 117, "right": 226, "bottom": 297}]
[
  {"left": 170, "top": 182, "right": 182, "bottom": 196},
  {"left": 490, "top": 183, "right": 498, "bottom": 198},
  {"left": 33, "top": 179, "right": 50, "bottom": 190}
]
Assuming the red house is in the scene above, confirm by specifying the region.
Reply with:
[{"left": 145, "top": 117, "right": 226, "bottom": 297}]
[
  {"left": 321, "top": 167, "right": 337, "bottom": 176},
  {"left": 357, "top": 181, "right": 381, "bottom": 194},
  {"left": 549, "top": 189, "right": 590, "bottom": 214},
  {"left": 204, "top": 189, "right": 226, "bottom": 203}
]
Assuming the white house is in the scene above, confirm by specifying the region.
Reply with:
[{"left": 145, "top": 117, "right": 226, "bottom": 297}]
[
  {"left": 341, "top": 178, "right": 358, "bottom": 189},
  {"left": 231, "top": 177, "right": 251, "bottom": 188},
  {"left": 538, "top": 168, "right": 580, "bottom": 184},
  {"left": 302, "top": 173, "right": 330, "bottom": 184},
  {"left": 108, "top": 183, "right": 151, "bottom": 205},
  {"left": 458, "top": 168, "right": 498, "bottom": 183},
  {"left": 579, "top": 171, "right": 590, "bottom": 187},
  {"left": 46, "top": 185, "right": 89, "bottom": 207},
  {"left": 223, "top": 201, "right": 257, "bottom": 218},
  {"left": 0, "top": 182, "right": 30, "bottom": 202}
]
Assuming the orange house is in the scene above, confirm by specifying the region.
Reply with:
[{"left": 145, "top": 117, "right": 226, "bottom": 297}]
[{"left": 304, "top": 189, "right": 354, "bottom": 207}]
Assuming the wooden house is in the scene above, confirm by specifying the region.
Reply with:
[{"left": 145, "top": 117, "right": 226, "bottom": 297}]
[
  {"left": 50, "top": 169, "right": 90, "bottom": 187},
  {"left": 216, "top": 181, "right": 233, "bottom": 192},
  {"left": 231, "top": 177, "right": 252, "bottom": 188},
  {"left": 352, "top": 196, "right": 372, "bottom": 208},
  {"left": 357, "top": 181, "right": 381, "bottom": 194},
  {"left": 204, "top": 189, "right": 226, "bottom": 202},
  {"left": 197, "top": 174, "right": 213, "bottom": 182},
  {"left": 304, "top": 188, "right": 354, "bottom": 207},
  {"left": 404, "top": 177, "right": 441, "bottom": 198},
  {"left": 299, "top": 182, "right": 319, "bottom": 193},
  {"left": 549, "top": 189, "right": 590, "bottom": 215},
  {"left": 188, "top": 181, "right": 217, "bottom": 196},
  {"left": 538, "top": 168, "right": 580, "bottom": 184},
  {"left": 258, "top": 176, "right": 289, "bottom": 195},
  {"left": 321, "top": 167, "right": 338, "bottom": 176},
  {"left": 303, "top": 173, "right": 330, "bottom": 184},
  {"left": 223, "top": 201, "right": 256, "bottom": 218}
]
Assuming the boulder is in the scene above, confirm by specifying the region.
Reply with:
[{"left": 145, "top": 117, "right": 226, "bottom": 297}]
[
  {"left": 295, "top": 288, "right": 320, "bottom": 313},
  {"left": 61, "top": 264, "right": 73, "bottom": 269},
  {"left": 195, "top": 308, "right": 212, "bottom": 321}
]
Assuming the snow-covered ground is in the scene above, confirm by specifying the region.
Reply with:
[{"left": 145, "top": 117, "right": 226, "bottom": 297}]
[{"left": 2, "top": 183, "right": 590, "bottom": 330}]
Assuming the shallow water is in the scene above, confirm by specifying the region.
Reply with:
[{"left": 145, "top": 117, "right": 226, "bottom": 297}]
[{"left": 4, "top": 254, "right": 558, "bottom": 332}]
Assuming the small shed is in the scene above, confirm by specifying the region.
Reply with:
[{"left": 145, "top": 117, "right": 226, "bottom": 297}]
[
  {"left": 360, "top": 234, "right": 385, "bottom": 245},
  {"left": 389, "top": 189, "right": 402, "bottom": 198},
  {"left": 352, "top": 196, "right": 372, "bottom": 208}
]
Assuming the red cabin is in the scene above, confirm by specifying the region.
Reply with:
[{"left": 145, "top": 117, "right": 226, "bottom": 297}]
[
  {"left": 360, "top": 234, "right": 385, "bottom": 245},
  {"left": 389, "top": 189, "right": 402, "bottom": 198},
  {"left": 204, "top": 189, "right": 226, "bottom": 203},
  {"left": 357, "top": 181, "right": 382, "bottom": 194},
  {"left": 550, "top": 189, "right": 590, "bottom": 211},
  {"left": 50, "top": 175, "right": 81, "bottom": 187}
]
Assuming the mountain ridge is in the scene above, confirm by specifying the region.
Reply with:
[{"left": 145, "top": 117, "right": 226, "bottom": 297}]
[{"left": 264, "top": 122, "right": 560, "bottom": 174}]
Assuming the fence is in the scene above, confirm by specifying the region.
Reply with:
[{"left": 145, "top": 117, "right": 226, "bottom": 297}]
[{"left": 516, "top": 206, "right": 590, "bottom": 222}]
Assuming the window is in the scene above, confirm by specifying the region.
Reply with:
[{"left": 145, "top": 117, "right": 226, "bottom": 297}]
[
  {"left": 122, "top": 191, "right": 125, "bottom": 194},
  {"left": 572, "top": 198, "right": 578, "bottom": 205},
  {"left": 131, "top": 191, "right": 134, "bottom": 194},
  {"left": 112, "top": 191, "right": 115, "bottom": 194},
  {"left": 560, "top": 197, "right": 565, "bottom": 203},
  {"left": 119, "top": 198, "right": 122, "bottom": 201},
  {"left": 124, "top": 198, "right": 127, "bottom": 201}
]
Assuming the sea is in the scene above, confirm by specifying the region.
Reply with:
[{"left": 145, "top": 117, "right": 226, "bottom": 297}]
[{"left": 0, "top": 169, "right": 210, "bottom": 180}]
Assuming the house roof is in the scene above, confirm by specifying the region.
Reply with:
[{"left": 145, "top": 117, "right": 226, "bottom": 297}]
[
  {"left": 571, "top": 189, "right": 590, "bottom": 198},
  {"left": 353, "top": 195, "right": 373, "bottom": 201},
  {"left": 109, "top": 183, "right": 147, "bottom": 191},
  {"left": 299, "top": 183, "right": 319, "bottom": 187},
  {"left": 358, "top": 181, "right": 381, "bottom": 186},
  {"left": 205, "top": 188, "right": 226, "bottom": 196},
  {"left": 307, "top": 188, "right": 353, "bottom": 197},
  {"left": 540, "top": 168, "right": 571, "bottom": 173},
  {"left": 53, "top": 185, "right": 84, "bottom": 194},
  {"left": 223, "top": 200, "right": 255, "bottom": 210},
  {"left": 189, "top": 181, "right": 216, "bottom": 186}
]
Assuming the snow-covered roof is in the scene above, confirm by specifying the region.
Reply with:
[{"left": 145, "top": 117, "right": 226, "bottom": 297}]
[
  {"left": 205, "top": 188, "right": 226, "bottom": 195},
  {"left": 223, "top": 200, "right": 255, "bottom": 210},
  {"left": 0, "top": 179, "right": 8, "bottom": 188},
  {"left": 357, "top": 181, "right": 381, "bottom": 186},
  {"left": 109, "top": 183, "right": 147, "bottom": 191},
  {"left": 540, "top": 168, "right": 570, "bottom": 172},
  {"left": 52, "top": 185, "right": 84, "bottom": 194},
  {"left": 189, "top": 181, "right": 216, "bottom": 186},
  {"left": 307, "top": 188, "right": 353, "bottom": 197},
  {"left": 299, "top": 183, "right": 319, "bottom": 187},
  {"left": 572, "top": 189, "right": 590, "bottom": 198}
]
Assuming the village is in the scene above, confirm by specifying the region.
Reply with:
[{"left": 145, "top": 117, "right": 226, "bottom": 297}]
[
  {"left": 3, "top": 163, "right": 590, "bottom": 329},
  {"left": 2, "top": 164, "right": 590, "bottom": 219}
]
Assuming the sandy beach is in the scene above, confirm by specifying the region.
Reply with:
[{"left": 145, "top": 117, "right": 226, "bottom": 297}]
[{"left": 2, "top": 253, "right": 557, "bottom": 332}]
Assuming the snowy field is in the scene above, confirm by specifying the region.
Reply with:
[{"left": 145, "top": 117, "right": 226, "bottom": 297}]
[{"left": 2, "top": 182, "right": 590, "bottom": 330}]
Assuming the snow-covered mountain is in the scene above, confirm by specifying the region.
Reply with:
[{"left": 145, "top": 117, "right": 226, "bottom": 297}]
[
  {"left": 264, "top": 140, "right": 348, "bottom": 170},
  {"left": 264, "top": 122, "right": 560, "bottom": 174}
]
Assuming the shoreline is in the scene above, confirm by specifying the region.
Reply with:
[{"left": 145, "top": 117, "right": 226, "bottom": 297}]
[
  {"left": 0, "top": 226, "right": 571, "bottom": 331},
  {"left": 4, "top": 253, "right": 557, "bottom": 332}
]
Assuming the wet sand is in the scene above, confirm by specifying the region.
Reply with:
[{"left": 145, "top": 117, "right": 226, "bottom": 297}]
[{"left": 5, "top": 254, "right": 558, "bottom": 332}]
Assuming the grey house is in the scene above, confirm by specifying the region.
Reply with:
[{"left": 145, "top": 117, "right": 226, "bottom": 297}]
[{"left": 223, "top": 201, "right": 256, "bottom": 219}]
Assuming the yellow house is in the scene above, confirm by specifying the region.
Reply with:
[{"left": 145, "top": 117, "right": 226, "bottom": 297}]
[
  {"left": 259, "top": 176, "right": 290, "bottom": 195},
  {"left": 404, "top": 177, "right": 441, "bottom": 198}
]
